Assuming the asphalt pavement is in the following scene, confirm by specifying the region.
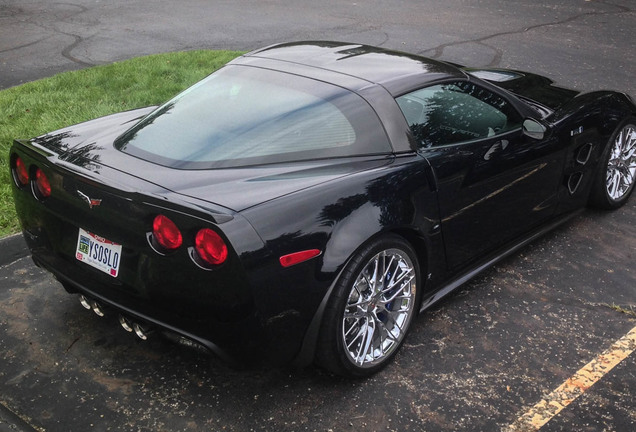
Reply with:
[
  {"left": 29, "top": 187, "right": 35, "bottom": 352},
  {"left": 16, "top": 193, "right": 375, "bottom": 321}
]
[{"left": 1, "top": 1, "right": 635, "bottom": 431}]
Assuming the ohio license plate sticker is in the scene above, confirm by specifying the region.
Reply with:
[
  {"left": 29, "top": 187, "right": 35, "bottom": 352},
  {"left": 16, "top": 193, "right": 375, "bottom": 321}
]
[{"left": 76, "top": 228, "right": 122, "bottom": 277}]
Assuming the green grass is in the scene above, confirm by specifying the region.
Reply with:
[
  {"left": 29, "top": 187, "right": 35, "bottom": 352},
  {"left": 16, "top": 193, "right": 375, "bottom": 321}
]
[
  {"left": 0, "top": 49, "right": 243, "bottom": 237},
  {"left": 604, "top": 303, "right": 636, "bottom": 317}
]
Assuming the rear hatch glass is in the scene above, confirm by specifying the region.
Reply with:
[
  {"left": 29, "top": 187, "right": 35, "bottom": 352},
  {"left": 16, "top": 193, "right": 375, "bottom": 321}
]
[{"left": 115, "top": 65, "right": 391, "bottom": 169}]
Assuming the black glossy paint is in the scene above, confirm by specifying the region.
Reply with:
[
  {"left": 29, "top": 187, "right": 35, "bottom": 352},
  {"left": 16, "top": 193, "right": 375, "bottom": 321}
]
[{"left": 9, "top": 42, "right": 636, "bottom": 367}]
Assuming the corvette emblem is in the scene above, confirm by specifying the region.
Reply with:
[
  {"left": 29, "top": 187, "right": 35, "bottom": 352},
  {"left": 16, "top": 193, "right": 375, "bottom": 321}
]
[{"left": 77, "top": 190, "right": 102, "bottom": 209}]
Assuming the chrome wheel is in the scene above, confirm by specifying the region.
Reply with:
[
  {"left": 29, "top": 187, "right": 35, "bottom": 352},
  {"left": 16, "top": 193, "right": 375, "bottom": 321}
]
[
  {"left": 606, "top": 124, "right": 636, "bottom": 201},
  {"left": 342, "top": 248, "right": 416, "bottom": 368}
]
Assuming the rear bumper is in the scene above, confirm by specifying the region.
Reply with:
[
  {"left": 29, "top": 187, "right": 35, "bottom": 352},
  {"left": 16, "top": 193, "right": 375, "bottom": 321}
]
[
  {"left": 22, "top": 222, "right": 329, "bottom": 368},
  {"left": 27, "top": 237, "right": 265, "bottom": 364}
]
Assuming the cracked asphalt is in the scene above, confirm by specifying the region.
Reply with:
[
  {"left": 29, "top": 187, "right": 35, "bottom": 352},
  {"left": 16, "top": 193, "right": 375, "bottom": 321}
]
[{"left": 1, "top": 1, "right": 635, "bottom": 431}]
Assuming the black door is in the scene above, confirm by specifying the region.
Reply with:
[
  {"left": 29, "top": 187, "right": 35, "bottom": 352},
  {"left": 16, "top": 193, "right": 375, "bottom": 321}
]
[{"left": 397, "top": 81, "right": 564, "bottom": 270}]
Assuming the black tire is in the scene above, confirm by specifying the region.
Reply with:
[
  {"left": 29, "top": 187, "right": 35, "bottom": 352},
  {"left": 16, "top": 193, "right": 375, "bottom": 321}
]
[
  {"left": 589, "top": 119, "right": 636, "bottom": 209},
  {"left": 315, "top": 234, "right": 421, "bottom": 377}
]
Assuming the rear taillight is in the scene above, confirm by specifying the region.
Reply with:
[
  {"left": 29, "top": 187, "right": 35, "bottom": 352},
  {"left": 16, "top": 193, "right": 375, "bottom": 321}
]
[
  {"left": 14, "top": 156, "right": 29, "bottom": 186},
  {"left": 152, "top": 214, "right": 183, "bottom": 251},
  {"left": 194, "top": 228, "right": 228, "bottom": 266},
  {"left": 148, "top": 216, "right": 228, "bottom": 268},
  {"left": 34, "top": 168, "right": 51, "bottom": 199}
]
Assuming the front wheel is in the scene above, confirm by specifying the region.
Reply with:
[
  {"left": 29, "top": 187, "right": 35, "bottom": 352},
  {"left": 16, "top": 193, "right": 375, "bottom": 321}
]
[
  {"left": 316, "top": 235, "right": 420, "bottom": 377},
  {"left": 589, "top": 120, "right": 636, "bottom": 209}
]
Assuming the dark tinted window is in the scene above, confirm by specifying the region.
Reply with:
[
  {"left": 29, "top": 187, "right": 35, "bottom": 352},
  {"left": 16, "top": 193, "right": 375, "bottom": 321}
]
[
  {"left": 396, "top": 81, "right": 522, "bottom": 148},
  {"left": 116, "top": 65, "right": 391, "bottom": 168}
]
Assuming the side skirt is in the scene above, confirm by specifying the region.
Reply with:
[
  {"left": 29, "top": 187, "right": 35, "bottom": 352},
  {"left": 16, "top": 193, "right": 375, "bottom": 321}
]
[{"left": 419, "top": 209, "right": 583, "bottom": 313}]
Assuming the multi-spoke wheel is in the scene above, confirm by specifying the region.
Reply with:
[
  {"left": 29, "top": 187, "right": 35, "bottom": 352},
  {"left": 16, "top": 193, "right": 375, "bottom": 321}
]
[
  {"left": 316, "top": 235, "right": 420, "bottom": 377},
  {"left": 590, "top": 120, "right": 636, "bottom": 209}
]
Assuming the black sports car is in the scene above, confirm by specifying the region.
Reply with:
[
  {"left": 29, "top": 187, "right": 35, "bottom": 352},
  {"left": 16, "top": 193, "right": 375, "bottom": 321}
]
[{"left": 10, "top": 42, "right": 636, "bottom": 377}]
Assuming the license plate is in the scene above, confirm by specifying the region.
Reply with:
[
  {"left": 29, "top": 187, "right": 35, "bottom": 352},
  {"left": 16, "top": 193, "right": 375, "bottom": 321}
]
[{"left": 75, "top": 228, "right": 122, "bottom": 277}]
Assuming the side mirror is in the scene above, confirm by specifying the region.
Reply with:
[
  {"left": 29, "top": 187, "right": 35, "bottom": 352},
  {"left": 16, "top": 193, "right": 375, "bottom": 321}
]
[{"left": 523, "top": 118, "right": 547, "bottom": 140}]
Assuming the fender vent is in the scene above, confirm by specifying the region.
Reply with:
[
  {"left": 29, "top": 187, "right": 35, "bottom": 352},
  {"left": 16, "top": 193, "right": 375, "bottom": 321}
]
[
  {"left": 576, "top": 143, "right": 594, "bottom": 165},
  {"left": 568, "top": 172, "right": 583, "bottom": 194}
]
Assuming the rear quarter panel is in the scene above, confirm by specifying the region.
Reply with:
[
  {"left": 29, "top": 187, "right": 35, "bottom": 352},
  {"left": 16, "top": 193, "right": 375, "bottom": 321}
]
[{"left": 239, "top": 154, "right": 443, "bottom": 361}]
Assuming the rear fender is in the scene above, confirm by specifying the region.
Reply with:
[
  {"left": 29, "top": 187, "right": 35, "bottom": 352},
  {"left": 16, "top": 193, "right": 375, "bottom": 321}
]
[{"left": 241, "top": 154, "right": 442, "bottom": 364}]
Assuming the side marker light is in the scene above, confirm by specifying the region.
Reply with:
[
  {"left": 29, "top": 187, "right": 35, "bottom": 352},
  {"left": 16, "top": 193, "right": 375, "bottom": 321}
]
[{"left": 279, "top": 249, "right": 321, "bottom": 268}]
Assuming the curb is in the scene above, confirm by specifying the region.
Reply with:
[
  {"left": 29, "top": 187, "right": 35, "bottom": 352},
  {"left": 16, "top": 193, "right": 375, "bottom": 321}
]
[{"left": 0, "top": 233, "right": 28, "bottom": 267}]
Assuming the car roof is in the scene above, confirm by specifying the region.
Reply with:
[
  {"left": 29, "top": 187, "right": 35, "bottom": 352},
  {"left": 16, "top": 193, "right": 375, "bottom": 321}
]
[{"left": 239, "top": 41, "right": 467, "bottom": 96}]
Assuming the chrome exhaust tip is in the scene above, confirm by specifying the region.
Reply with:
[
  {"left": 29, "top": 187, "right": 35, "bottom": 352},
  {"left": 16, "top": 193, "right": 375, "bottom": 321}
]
[
  {"left": 133, "top": 322, "right": 152, "bottom": 340},
  {"left": 118, "top": 315, "right": 133, "bottom": 332},
  {"left": 91, "top": 300, "right": 105, "bottom": 317},
  {"left": 79, "top": 295, "right": 105, "bottom": 316},
  {"left": 79, "top": 295, "right": 92, "bottom": 310}
]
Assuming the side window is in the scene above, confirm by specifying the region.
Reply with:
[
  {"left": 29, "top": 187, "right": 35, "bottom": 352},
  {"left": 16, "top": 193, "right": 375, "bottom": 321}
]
[{"left": 396, "top": 81, "right": 522, "bottom": 148}]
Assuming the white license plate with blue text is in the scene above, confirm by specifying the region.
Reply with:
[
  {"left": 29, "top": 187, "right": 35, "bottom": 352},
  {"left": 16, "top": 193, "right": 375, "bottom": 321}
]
[{"left": 76, "top": 228, "right": 122, "bottom": 277}]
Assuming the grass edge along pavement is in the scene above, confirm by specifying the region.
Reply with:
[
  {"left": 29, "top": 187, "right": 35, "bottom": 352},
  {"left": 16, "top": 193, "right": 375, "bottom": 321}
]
[{"left": 0, "top": 49, "right": 244, "bottom": 238}]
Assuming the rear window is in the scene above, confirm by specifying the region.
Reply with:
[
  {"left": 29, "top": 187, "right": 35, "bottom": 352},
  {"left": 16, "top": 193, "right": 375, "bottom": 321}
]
[{"left": 115, "top": 65, "right": 391, "bottom": 168}]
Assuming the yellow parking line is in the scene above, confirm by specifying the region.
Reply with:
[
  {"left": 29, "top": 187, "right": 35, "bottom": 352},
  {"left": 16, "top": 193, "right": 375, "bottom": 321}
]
[{"left": 504, "top": 325, "right": 636, "bottom": 432}]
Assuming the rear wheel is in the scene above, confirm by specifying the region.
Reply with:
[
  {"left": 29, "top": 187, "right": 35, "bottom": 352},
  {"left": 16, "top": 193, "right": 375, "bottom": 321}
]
[
  {"left": 316, "top": 235, "right": 420, "bottom": 377},
  {"left": 589, "top": 120, "right": 636, "bottom": 209}
]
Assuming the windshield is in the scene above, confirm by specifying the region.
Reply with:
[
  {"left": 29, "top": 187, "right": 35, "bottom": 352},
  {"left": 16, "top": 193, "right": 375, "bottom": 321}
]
[{"left": 115, "top": 65, "right": 391, "bottom": 168}]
